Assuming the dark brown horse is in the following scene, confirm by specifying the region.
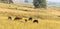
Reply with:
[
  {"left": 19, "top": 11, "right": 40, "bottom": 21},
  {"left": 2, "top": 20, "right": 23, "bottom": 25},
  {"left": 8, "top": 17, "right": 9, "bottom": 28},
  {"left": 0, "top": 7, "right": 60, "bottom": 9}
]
[
  {"left": 33, "top": 20, "right": 38, "bottom": 23},
  {"left": 8, "top": 16, "right": 12, "bottom": 20},
  {"left": 28, "top": 17, "right": 32, "bottom": 21},
  {"left": 14, "top": 16, "right": 22, "bottom": 20},
  {"left": 25, "top": 19, "right": 27, "bottom": 22}
]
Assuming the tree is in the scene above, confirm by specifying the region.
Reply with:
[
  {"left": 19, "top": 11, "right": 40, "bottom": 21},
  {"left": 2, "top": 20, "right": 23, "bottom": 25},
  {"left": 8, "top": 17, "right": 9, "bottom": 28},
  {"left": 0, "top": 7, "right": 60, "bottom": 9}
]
[
  {"left": 8, "top": 0, "right": 13, "bottom": 4},
  {"left": 0, "top": 0, "right": 13, "bottom": 4},
  {"left": 33, "top": 0, "right": 47, "bottom": 8}
]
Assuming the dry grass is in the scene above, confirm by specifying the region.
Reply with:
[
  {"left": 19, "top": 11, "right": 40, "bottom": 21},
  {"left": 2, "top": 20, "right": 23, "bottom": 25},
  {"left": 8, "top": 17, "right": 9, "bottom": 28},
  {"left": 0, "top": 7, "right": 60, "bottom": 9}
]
[
  {"left": 0, "top": 3, "right": 60, "bottom": 29},
  {"left": 0, "top": 15, "right": 60, "bottom": 29}
]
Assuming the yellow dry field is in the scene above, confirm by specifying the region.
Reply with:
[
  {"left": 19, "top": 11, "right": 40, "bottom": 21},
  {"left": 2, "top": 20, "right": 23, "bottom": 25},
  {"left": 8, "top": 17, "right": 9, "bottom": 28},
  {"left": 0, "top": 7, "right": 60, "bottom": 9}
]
[{"left": 0, "top": 3, "right": 60, "bottom": 29}]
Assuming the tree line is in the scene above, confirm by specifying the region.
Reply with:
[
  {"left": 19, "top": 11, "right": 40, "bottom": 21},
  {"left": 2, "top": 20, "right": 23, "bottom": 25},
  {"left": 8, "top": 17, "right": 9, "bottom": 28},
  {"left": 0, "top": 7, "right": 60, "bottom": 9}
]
[
  {"left": 0, "top": 0, "right": 13, "bottom": 3},
  {"left": 0, "top": 0, "right": 47, "bottom": 8}
]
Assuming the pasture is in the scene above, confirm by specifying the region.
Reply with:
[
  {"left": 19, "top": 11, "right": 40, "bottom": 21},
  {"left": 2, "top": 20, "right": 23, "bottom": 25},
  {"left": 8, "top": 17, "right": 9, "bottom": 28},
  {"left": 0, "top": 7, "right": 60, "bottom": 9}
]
[{"left": 0, "top": 3, "right": 60, "bottom": 29}]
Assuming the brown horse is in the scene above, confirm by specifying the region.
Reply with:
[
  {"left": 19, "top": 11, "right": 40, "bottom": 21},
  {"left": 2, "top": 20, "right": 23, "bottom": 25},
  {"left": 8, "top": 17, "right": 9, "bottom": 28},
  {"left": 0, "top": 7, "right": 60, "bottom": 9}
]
[
  {"left": 8, "top": 16, "right": 12, "bottom": 20},
  {"left": 33, "top": 20, "right": 38, "bottom": 23},
  {"left": 28, "top": 17, "right": 32, "bottom": 21},
  {"left": 25, "top": 19, "right": 27, "bottom": 22},
  {"left": 14, "top": 16, "right": 22, "bottom": 20}
]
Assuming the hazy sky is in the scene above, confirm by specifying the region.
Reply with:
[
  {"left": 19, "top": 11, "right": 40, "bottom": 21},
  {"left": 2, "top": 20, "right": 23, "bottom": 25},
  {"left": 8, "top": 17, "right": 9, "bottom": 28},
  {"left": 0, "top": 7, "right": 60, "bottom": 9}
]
[
  {"left": 13, "top": 0, "right": 60, "bottom": 3},
  {"left": 47, "top": 0, "right": 60, "bottom": 2}
]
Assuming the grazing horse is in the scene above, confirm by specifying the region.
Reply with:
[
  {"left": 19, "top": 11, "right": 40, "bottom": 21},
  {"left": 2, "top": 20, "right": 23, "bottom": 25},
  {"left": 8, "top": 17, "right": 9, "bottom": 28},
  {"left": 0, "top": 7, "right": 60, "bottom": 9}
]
[
  {"left": 14, "top": 16, "right": 22, "bottom": 20},
  {"left": 28, "top": 17, "right": 32, "bottom": 21},
  {"left": 33, "top": 20, "right": 38, "bottom": 23},
  {"left": 25, "top": 19, "right": 27, "bottom": 22},
  {"left": 8, "top": 16, "right": 12, "bottom": 20}
]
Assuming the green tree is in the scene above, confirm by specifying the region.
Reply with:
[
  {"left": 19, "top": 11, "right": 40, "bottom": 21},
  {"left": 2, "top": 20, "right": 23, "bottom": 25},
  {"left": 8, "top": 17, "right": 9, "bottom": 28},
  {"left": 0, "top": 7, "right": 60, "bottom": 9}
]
[
  {"left": 9, "top": 0, "right": 13, "bottom": 4},
  {"left": 33, "top": 0, "right": 47, "bottom": 8},
  {"left": 0, "top": 0, "right": 13, "bottom": 4}
]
